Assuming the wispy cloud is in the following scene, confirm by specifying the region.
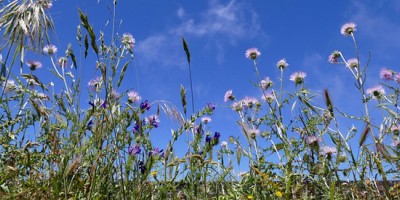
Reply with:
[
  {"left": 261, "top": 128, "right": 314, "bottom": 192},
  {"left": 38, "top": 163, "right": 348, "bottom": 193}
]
[
  {"left": 136, "top": 0, "right": 264, "bottom": 69},
  {"left": 172, "top": 0, "right": 261, "bottom": 41}
]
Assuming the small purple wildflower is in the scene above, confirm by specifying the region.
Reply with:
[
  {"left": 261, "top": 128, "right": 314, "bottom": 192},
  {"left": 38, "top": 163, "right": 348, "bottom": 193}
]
[
  {"left": 341, "top": 22, "right": 357, "bottom": 36},
  {"left": 379, "top": 68, "right": 394, "bottom": 81},
  {"left": 138, "top": 160, "right": 146, "bottom": 173},
  {"left": 246, "top": 128, "right": 260, "bottom": 139},
  {"left": 86, "top": 119, "right": 94, "bottom": 130},
  {"left": 214, "top": 132, "right": 221, "bottom": 140},
  {"left": 224, "top": 90, "right": 234, "bottom": 102},
  {"left": 289, "top": 72, "right": 307, "bottom": 85},
  {"left": 128, "top": 144, "right": 141, "bottom": 156},
  {"left": 145, "top": 115, "right": 160, "bottom": 128},
  {"left": 27, "top": 60, "right": 42, "bottom": 71},
  {"left": 391, "top": 125, "right": 400, "bottom": 135},
  {"left": 196, "top": 125, "right": 204, "bottom": 135},
  {"left": 140, "top": 100, "right": 151, "bottom": 111},
  {"left": 205, "top": 134, "right": 212, "bottom": 143},
  {"left": 245, "top": 48, "right": 261, "bottom": 60},
  {"left": 150, "top": 147, "right": 164, "bottom": 158},
  {"left": 132, "top": 122, "right": 140, "bottom": 133},
  {"left": 366, "top": 85, "right": 385, "bottom": 100},
  {"left": 207, "top": 103, "right": 216, "bottom": 111},
  {"left": 392, "top": 140, "right": 400, "bottom": 148},
  {"left": 232, "top": 101, "right": 243, "bottom": 111}
]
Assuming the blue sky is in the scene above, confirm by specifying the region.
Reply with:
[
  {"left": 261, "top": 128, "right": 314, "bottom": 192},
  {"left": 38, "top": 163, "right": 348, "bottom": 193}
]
[{"left": 33, "top": 0, "right": 400, "bottom": 166}]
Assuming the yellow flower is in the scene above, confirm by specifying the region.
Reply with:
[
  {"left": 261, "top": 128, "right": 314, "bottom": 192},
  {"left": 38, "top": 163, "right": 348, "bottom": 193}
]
[
  {"left": 275, "top": 191, "right": 283, "bottom": 197},
  {"left": 247, "top": 195, "right": 253, "bottom": 199},
  {"left": 151, "top": 171, "right": 158, "bottom": 177}
]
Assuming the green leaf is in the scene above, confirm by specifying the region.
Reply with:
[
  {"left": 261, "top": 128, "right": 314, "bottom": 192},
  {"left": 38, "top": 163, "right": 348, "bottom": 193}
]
[{"left": 118, "top": 61, "right": 130, "bottom": 87}]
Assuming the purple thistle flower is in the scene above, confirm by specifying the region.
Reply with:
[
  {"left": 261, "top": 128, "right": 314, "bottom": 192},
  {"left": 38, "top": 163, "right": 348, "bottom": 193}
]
[
  {"left": 306, "top": 136, "right": 322, "bottom": 145},
  {"left": 366, "top": 85, "right": 385, "bottom": 100},
  {"left": 341, "top": 22, "right": 357, "bottom": 36},
  {"left": 242, "top": 97, "right": 259, "bottom": 109},
  {"left": 261, "top": 92, "right": 276, "bottom": 103},
  {"left": 346, "top": 58, "right": 359, "bottom": 68},
  {"left": 140, "top": 100, "right": 151, "bottom": 111},
  {"left": 245, "top": 48, "right": 261, "bottom": 60},
  {"left": 320, "top": 146, "right": 337, "bottom": 155},
  {"left": 127, "top": 90, "right": 141, "bottom": 103},
  {"left": 290, "top": 72, "right": 307, "bottom": 85},
  {"left": 328, "top": 51, "right": 341, "bottom": 63},
  {"left": 224, "top": 90, "right": 234, "bottom": 102},
  {"left": 27, "top": 60, "right": 42, "bottom": 71},
  {"left": 260, "top": 77, "right": 273, "bottom": 90},
  {"left": 379, "top": 68, "right": 394, "bottom": 81},
  {"left": 58, "top": 57, "right": 68, "bottom": 68},
  {"left": 122, "top": 33, "right": 136, "bottom": 49},
  {"left": 395, "top": 73, "right": 400, "bottom": 83},
  {"left": 276, "top": 59, "right": 289, "bottom": 69},
  {"left": 88, "top": 77, "right": 101, "bottom": 91}
]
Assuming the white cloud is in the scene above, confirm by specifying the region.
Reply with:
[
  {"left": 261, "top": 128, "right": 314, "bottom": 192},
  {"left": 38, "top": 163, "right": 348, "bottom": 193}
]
[
  {"left": 135, "top": 34, "right": 186, "bottom": 70},
  {"left": 177, "top": 6, "right": 185, "bottom": 18},
  {"left": 172, "top": 0, "right": 261, "bottom": 41}
]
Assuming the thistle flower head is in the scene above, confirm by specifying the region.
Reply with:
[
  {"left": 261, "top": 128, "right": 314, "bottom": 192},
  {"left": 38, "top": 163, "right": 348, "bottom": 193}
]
[
  {"left": 328, "top": 51, "right": 341, "bottom": 63},
  {"left": 201, "top": 116, "right": 211, "bottom": 124},
  {"left": 260, "top": 77, "right": 273, "bottom": 90},
  {"left": 43, "top": 44, "right": 57, "bottom": 55},
  {"left": 321, "top": 146, "right": 337, "bottom": 155},
  {"left": 145, "top": 115, "right": 160, "bottom": 128},
  {"left": 346, "top": 58, "right": 359, "bottom": 68},
  {"left": 261, "top": 92, "right": 276, "bottom": 103},
  {"left": 395, "top": 73, "right": 400, "bottom": 84},
  {"left": 27, "top": 60, "right": 42, "bottom": 71},
  {"left": 58, "top": 57, "right": 68, "bottom": 67},
  {"left": 277, "top": 59, "right": 289, "bottom": 69},
  {"left": 224, "top": 90, "right": 234, "bottom": 102},
  {"left": 341, "top": 22, "right": 357, "bottom": 36},
  {"left": 306, "top": 136, "right": 322, "bottom": 145},
  {"left": 289, "top": 72, "right": 307, "bottom": 85},
  {"left": 379, "top": 68, "right": 395, "bottom": 81},
  {"left": 245, "top": 48, "right": 261, "bottom": 60},
  {"left": 366, "top": 85, "right": 385, "bottom": 100},
  {"left": 122, "top": 33, "right": 135, "bottom": 49},
  {"left": 127, "top": 90, "right": 141, "bottom": 103}
]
